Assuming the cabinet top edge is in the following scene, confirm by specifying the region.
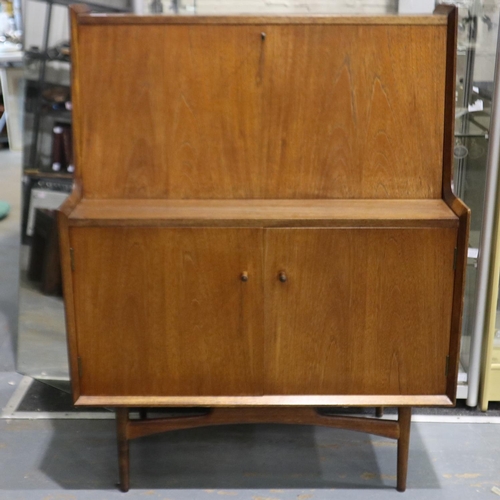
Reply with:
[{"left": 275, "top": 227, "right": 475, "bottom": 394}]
[{"left": 76, "top": 14, "right": 448, "bottom": 26}]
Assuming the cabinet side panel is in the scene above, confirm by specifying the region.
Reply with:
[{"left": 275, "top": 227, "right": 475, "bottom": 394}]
[
  {"left": 264, "top": 227, "right": 457, "bottom": 396},
  {"left": 57, "top": 210, "right": 81, "bottom": 400},
  {"left": 75, "top": 23, "right": 446, "bottom": 199},
  {"left": 441, "top": 7, "right": 471, "bottom": 404},
  {"left": 70, "top": 227, "right": 264, "bottom": 397}
]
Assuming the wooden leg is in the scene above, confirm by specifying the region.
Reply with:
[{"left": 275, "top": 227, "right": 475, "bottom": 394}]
[
  {"left": 397, "top": 407, "right": 412, "bottom": 492},
  {"left": 139, "top": 409, "right": 147, "bottom": 420},
  {"left": 116, "top": 408, "right": 130, "bottom": 492},
  {"left": 375, "top": 406, "right": 384, "bottom": 418},
  {"left": 112, "top": 406, "right": 410, "bottom": 492}
]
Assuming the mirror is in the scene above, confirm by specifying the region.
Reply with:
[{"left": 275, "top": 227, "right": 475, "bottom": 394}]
[{"left": 16, "top": 0, "right": 129, "bottom": 387}]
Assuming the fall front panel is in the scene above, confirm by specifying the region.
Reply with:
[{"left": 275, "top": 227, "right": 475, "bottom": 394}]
[{"left": 76, "top": 23, "right": 446, "bottom": 200}]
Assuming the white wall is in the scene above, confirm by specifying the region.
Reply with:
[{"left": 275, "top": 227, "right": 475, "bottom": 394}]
[
  {"left": 194, "top": 0, "right": 396, "bottom": 14},
  {"left": 20, "top": 0, "right": 400, "bottom": 46},
  {"left": 22, "top": 1, "right": 69, "bottom": 50},
  {"left": 20, "top": 0, "right": 499, "bottom": 85},
  {"left": 474, "top": 0, "right": 499, "bottom": 83}
]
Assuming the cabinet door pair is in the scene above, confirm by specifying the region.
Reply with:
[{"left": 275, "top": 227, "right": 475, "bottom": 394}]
[{"left": 71, "top": 226, "right": 456, "bottom": 398}]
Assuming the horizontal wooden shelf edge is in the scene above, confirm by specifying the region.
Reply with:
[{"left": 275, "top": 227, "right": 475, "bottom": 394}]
[
  {"left": 78, "top": 14, "right": 448, "bottom": 26},
  {"left": 69, "top": 220, "right": 459, "bottom": 228},
  {"left": 68, "top": 199, "right": 459, "bottom": 228},
  {"left": 76, "top": 395, "right": 453, "bottom": 407}
]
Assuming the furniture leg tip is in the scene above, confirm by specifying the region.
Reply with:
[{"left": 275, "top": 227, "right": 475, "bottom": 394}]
[{"left": 116, "top": 480, "right": 129, "bottom": 492}]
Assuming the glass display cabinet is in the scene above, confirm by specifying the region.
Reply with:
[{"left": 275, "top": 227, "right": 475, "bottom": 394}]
[
  {"left": 451, "top": 0, "right": 500, "bottom": 406},
  {"left": 478, "top": 0, "right": 500, "bottom": 411}
]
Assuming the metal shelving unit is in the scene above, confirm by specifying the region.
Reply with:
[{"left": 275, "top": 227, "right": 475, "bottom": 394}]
[
  {"left": 21, "top": 0, "right": 131, "bottom": 240},
  {"left": 24, "top": 0, "right": 130, "bottom": 174}
]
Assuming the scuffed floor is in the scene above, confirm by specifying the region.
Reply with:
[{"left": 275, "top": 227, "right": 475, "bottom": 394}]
[{"left": 0, "top": 379, "right": 499, "bottom": 500}]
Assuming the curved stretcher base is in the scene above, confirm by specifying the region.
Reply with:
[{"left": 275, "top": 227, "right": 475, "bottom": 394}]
[{"left": 115, "top": 406, "right": 411, "bottom": 493}]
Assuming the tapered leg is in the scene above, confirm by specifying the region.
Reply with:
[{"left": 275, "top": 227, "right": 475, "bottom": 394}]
[
  {"left": 111, "top": 406, "right": 408, "bottom": 492},
  {"left": 397, "top": 407, "right": 412, "bottom": 492},
  {"left": 375, "top": 407, "right": 384, "bottom": 418},
  {"left": 116, "top": 408, "right": 130, "bottom": 492}
]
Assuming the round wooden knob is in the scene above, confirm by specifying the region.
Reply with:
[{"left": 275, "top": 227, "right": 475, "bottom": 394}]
[
  {"left": 278, "top": 272, "right": 287, "bottom": 283},
  {"left": 240, "top": 272, "right": 249, "bottom": 282}
]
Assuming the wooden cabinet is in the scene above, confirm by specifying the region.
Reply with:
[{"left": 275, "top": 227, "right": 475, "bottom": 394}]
[
  {"left": 59, "top": 5, "right": 469, "bottom": 492},
  {"left": 70, "top": 224, "right": 457, "bottom": 399}
]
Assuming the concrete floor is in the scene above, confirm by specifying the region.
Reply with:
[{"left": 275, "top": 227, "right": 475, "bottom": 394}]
[{"left": 1, "top": 149, "right": 500, "bottom": 500}]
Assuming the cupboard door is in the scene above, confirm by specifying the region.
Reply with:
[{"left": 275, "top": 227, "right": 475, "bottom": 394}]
[
  {"left": 264, "top": 228, "right": 457, "bottom": 396},
  {"left": 71, "top": 227, "right": 263, "bottom": 397}
]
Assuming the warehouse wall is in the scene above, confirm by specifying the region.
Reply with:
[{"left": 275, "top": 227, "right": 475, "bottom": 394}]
[
  {"left": 27, "top": 0, "right": 457, "bottom": 46},
  {"left": 194, "top": 0, "right": 397, "bottom": 14},
  {"left": 19, "top": 0, "right": 499, "bottom": 84},
  {"left": 472, "top": 0, "right": 499, "bottom": 83},
  {"left": 22, "top": 0, "right": 398, "bottom": 47}
]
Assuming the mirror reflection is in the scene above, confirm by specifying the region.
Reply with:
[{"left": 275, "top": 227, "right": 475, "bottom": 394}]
[{"left": 16, "top": 0, "right": 129, "bottom": 385}]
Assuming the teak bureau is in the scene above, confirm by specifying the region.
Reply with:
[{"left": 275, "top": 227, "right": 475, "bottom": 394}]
[{"left": 59, "top": 5, "right": 469, "bottom": 492}]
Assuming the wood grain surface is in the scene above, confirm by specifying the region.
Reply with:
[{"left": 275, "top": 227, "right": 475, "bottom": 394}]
[
  {"left": 261, "top": 24, "right": 445, "bottom": 199},
  {"left": 62, "top": 7, "right": 466, "bottom": 408},
  {"left": 397, "top": 407, "right": 412, "bottom": 492},
  {"left": 439, "top": 5, "right": 471, "bottom": 403},
  {"left": 76, "top": 394, "right": 452, "bottom": 407},
  {"left": 264, "top": 228, "right": 457, "bottom": 395},
  {"left": 62, "top": 8, "right": 466, "bottom": 491},
  {"left": 113, "top": 405, "right": 409, "bottom": 491},
  {"left": 74, "top": 22, "right": 447, "bottom": 199},
  {"left": 57, "top": 179, "right": 82, "bottom": 400},
  {"left": 68, "top": 199, "right": 459, "bottom": 227},
  {"left": 78, "top": 14, "right": 448, "bottom": 26},
  {"left": 68, "top": 6, "right": 88, "bottom": 192},
  {"left": 124, "top": 407, "right": 401, "bottom": 440},
  {"left": 71, "top": 227, "right": 264, "bottom": 396},
  {"left": 70, "top": 225, "right": 457, "bottom": 399}
]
